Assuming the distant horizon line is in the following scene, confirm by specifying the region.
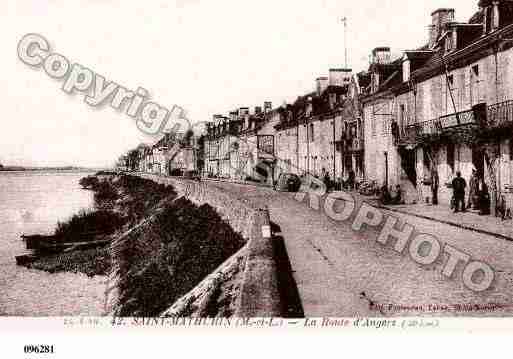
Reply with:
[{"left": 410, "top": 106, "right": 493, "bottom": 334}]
[{"left": 0, "top": 164, "right": 112, "bottom": 171}]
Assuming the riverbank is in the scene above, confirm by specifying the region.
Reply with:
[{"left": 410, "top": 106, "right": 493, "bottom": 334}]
[
  {"left": 28, "top": 247, "right": 110, "bottom": 276},
  {"left": 21, "top": 172, "right": 251, "bottom": 317},
  {"left": 21, "top": 172, "right": 177, "bottom": 277},
  {"left": 0, "top": 170, "right": 106, "bottom": 316}
]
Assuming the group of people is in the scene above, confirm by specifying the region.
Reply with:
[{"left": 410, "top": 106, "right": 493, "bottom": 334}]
[
  {"left": 314, "top": 167, "right": 495, "bottom": 216},
  {"left": 379, "top": 184, "right": 403, "bottom": 205},
  {"left": 318, "top": 169, "right": 357, "bottom": 192},
  {"left": 378, "top": 169, "right": 490, "bottom": 212},
  {"left": 451, "top": 170, "right": 490, "bottom": 215}
]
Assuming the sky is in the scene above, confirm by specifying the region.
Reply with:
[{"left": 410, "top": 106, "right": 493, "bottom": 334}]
[{"left": 1, "top": 0, "right": 477, "bottom": 167}]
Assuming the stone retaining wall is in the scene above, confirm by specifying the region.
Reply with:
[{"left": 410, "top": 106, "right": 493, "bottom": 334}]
[{"left": 108, "top": 174, "right": 283, "bottom": 317}]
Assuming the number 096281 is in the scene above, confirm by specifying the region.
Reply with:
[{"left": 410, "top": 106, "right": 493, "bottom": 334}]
[{"left": 23, "top": 345, "right": 54, "bottom": 354}]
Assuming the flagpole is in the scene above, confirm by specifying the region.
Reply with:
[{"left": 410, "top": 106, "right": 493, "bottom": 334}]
[{"left": 341, "top": 17, "right": 348, "bottom": 68}]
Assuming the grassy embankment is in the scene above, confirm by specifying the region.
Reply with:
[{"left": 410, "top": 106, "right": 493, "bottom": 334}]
[
  {"left": 27, "top": 173, "right": 247, "bottom": 316},
  {"left": 27, "top": 173, "right": 176, "bottom": 275}
]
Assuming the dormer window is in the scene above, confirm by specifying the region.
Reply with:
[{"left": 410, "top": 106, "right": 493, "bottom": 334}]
[
  {"left": 403, "top": 58, "right": 411, "bottom": 82},
  {"left": 445, "top": 35, "right": 453, "bottom": 53},
  {"left": 483, "top": 1, "right": 500, "bottom": 34},
  {"left": 485, "top": 6, "right": 492, "bottom": 33},
  {"left": 306, "top": 98, "right": 313, "bottom": 117},
  {"left": 445, "top": 29, "right": 457, "bottom": 53}
]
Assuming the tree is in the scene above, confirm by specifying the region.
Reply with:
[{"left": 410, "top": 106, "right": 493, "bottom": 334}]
[{"left": 127, "top": 149, "right": 140, "bottom": 171}]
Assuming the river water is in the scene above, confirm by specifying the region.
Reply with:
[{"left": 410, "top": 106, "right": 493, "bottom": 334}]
[{"left": 0, "top": 171, "right": 107, "bottom": 316}]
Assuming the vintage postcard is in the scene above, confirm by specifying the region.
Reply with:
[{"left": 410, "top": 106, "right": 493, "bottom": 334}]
[{"left": 2, "top": 0, "right": 513, "bottom": 357}]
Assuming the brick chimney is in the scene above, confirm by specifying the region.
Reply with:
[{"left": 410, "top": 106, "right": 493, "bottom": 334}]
[
  {"left": 229, "top": 111, "right": 237, "bottom": 122},
  {"left": 429, "top": 8, "right": 455, "bottom": 48},
  {"left": 316, "top": 76, "right": 329, "bottom": 95},
  {"left": 238, "top": 107, "right": 249, "bottom": 116},
  {"left": 372, "top": 47, "right": 391, "bottom": 64},
  {"left": 329, "top": 69, "right": 352, "bottom": 87},
  {"left": 213, "top": 114, "right": 224, "bottom": 122}
]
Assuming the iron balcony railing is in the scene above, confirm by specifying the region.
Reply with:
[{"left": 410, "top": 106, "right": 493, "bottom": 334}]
[
  {"left": 438, "top": 108, "right": 476, "bottom": 129},
  {"left": 415, "top": 119, "right": 441, "bottom": 136},
  {"left": 486, "top": 99, "right": 513, "bottom": 128},
  {"left": 399, "top": 108, "right": 476, "bottom": 143},
  {"left": 401, "top": 119, "right": 440, "bottom": 142}
]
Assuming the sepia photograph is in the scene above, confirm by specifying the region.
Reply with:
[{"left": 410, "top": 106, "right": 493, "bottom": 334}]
[{"left": 2, "top": 0, "right": 513, "bottom": 356}]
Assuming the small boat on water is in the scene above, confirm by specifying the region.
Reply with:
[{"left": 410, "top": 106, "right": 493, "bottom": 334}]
[
  {"left": 15, "top": 254, "right": 38, "bottom": 266},
  {"left": 21, "top": 232, "right": 105, "bottom": 250},
  {"left": 42, "top": 238, "right": 111, "bottom": 252},
  {"left": 16, "top": 234, "right": 111, "bottom": 267},
  {"left": 21, "top": 234, "right": 62, "bottom": 250}
]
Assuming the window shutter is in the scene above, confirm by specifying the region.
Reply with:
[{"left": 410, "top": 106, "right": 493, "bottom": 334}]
[
  {"left": 441, "top": 77, "right": 447, "bottom": 115},
  {"left": 462, "top": 71, "right": 470, "bottom": 109}
]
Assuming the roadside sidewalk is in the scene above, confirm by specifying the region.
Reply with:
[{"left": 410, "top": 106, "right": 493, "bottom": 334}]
[
  {"left": 374, "top": 200, "right": 513, "bottom": 242},
  {"left": 195, "top": 173, "right": 513, "bottom": 242},
  {"left": 203, "top": 177, "right": 272, "bottom": 189}
]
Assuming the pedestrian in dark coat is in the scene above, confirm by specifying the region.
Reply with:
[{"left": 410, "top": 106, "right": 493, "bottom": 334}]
[
  {"left": 478, "top": 179, "right": 491, "bottom": 215},
  {"left": 348, "top": 170, "right": 356, "bottom": 190},
  {"left": 431, "top": 170, "right": 439, "bottom": 205},
  {"left": 468, "top": 169, "right": 479, "bottom": 210},
  {"left": 452, "top": 171, "right": 467, "bottom": 213}
]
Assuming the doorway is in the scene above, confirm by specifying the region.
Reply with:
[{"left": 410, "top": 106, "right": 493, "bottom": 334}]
[
  {"left": 472, "top": 147, "right": 485, "bottom": 178},
  {"left": 400, "top": 148, "right": 417, "bottom": 187}
]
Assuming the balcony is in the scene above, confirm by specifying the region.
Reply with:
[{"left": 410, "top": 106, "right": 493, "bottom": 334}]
[
  {"left": 486, "top": 100, "right": 513, "bottom": 129},
  {"left": 438, "top": 108, "right": 477, "bottom": 129},
  {"left": 395, "top": 101, "right": 513, "bottom": 147},
  {"left": 397, "top": 108, "right": 477, "bottom": 146},
  {"left": 399, "top": 119, "right": 440, "bottom": 145}
]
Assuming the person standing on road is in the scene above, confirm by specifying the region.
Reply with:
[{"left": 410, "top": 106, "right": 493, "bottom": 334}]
[
  {"left": 431, "top": 170, "right": 439, "bottom": 205},
  {"left": 468, "top": 169, "right": 479, "bottom": 210},
  {"left": 348, "top": 169, "right": 356, "bottom": 191},
  {"left": 323, "top": 171, "right": 331, "bottom": 192},
  {"left": 452, "top": 171, "right": 467, "bottom": 213},
  {"left": 478, "top": 178, "right": 491, "bottom": 215}
]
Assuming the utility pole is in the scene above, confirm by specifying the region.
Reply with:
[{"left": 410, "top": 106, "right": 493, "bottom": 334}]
[
  {"left": 340, "top": 16, "right": 348, "bottom": 184},
  {"left": 341, "top": 17, "right": 348, "bottom": 68}
]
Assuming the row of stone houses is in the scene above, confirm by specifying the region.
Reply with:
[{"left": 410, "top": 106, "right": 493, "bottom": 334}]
[
  {"left": 123, "top": 0, "right": 513, "bottom": 214},
  {"left": 203, "top": 102, "right": 280, "bottom": 184},
  {"left": 363, "top": 1, "right": 513, "bottom": 214},
  {"left": 124, "top": 131, "right": 199, "bottom": 175},
  {"left": 203, "top": 0, "right": 513, "bottom": 214},
  {"left": 203, "top": 68, "right": 364, "bottom": 187}
]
